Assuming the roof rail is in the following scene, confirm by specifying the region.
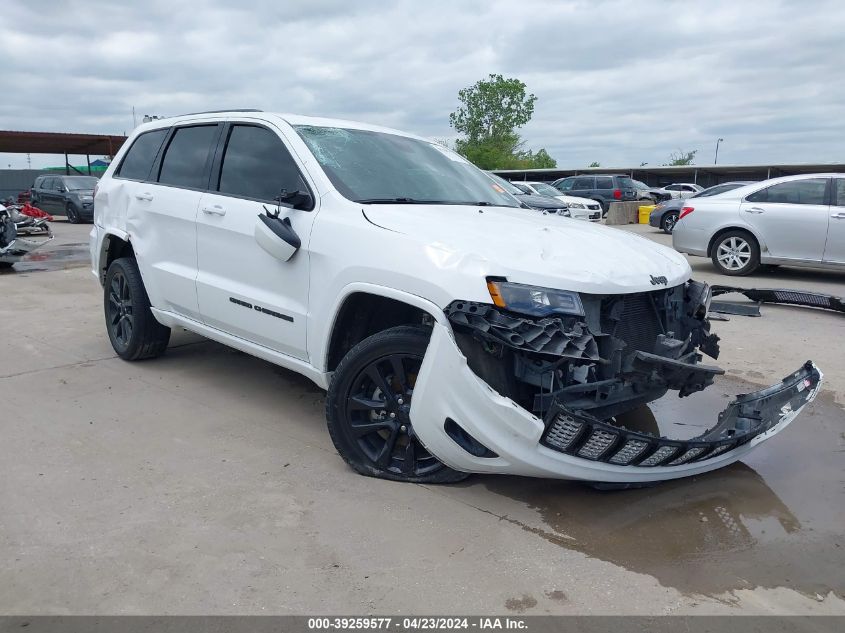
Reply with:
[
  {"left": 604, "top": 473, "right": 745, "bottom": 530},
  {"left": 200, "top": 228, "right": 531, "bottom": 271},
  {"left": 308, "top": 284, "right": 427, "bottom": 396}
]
[{"left": 177, "top": 109, "right": 264, "bottom": 116}]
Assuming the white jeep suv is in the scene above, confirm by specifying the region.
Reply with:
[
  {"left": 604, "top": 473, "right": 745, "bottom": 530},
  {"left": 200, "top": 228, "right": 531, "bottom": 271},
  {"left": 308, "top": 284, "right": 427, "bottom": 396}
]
[{"left": 90, "top": 110, "right": 821, "bottom": 484}]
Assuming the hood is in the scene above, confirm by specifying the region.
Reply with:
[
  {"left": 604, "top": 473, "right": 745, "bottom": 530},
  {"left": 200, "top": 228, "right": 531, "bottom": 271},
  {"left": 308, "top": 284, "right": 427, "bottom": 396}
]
[
  {"left": 363, "top": 205, "right": 691, "bottom": 295},
  {"left": 555, "top": 194, "right": 599, "bottom": 206}
]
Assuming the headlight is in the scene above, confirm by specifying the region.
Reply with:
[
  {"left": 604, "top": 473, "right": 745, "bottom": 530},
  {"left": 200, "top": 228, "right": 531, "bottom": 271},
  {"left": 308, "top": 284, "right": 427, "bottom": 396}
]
[
  {"left": 568, "top": 202, "right": 585, "bottom": 209},
  {"left": 487, "top": 280, "right": 584, "bottom": 317}
]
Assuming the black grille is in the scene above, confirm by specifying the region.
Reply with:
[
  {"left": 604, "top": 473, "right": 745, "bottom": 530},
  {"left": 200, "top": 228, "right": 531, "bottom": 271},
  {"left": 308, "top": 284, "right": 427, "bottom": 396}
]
[{"left": 612, "top": 293, "right": 663, "bottom": 355}]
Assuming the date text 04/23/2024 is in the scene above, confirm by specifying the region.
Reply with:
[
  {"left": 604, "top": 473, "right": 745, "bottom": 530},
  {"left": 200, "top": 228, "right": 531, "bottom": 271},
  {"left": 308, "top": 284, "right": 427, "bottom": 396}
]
[{"left": 307, "top": 617, "right": 527, "bottom": 630}]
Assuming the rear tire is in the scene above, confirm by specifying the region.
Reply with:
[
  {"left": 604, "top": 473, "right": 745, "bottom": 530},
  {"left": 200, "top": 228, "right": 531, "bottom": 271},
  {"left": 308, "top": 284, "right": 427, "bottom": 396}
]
[
  {"left": 661, "top": 211, "right": 679, "bottom": 234},
  {"left": 711, "top": 230, "right": 761, "bottom": 276},
  {"left": 104, "top": 257, "right": 170, "bottom": 360},
  {"left": 326, "top": 325, "right": 468, "bottom": 483}
]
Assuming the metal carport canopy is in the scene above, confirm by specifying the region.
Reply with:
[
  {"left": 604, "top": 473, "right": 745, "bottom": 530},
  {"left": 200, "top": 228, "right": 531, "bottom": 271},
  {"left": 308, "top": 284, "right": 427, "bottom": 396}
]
[{"left": 0, "top": 130, "right": 127, "bottom": 156}]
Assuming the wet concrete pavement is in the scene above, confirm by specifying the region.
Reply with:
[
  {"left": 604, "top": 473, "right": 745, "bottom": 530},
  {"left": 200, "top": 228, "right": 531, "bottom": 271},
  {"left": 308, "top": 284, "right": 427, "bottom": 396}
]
[{"left": 1, "top": 220, "right": 843, "bottom": 614}]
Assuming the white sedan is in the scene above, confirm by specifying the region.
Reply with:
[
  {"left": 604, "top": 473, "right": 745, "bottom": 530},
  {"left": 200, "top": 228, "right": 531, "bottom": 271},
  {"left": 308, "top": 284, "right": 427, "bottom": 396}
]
[
  {"left": 660, "top": 183, "right": 704, "bottom": 199},
  {"left": 512, "top": 181, "right": 603, "bottom": 221}
]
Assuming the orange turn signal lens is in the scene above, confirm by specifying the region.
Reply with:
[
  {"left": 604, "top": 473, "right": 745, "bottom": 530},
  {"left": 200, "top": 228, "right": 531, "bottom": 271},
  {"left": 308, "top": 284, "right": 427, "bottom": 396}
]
[{"left": 487, "top": 281, "right": 506, "bottom": 308}]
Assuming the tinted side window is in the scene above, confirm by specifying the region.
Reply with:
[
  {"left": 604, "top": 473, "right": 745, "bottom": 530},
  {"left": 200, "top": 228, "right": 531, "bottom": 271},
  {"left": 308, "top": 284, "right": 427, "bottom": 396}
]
[
  {"left": 748, "top": 179, "right": 827, "bottom": 205},
  {"left": 572, "top": 177, "right": 594, "bottom": 189},
  {"left": 117, "top": 129, "right": 167, "bottom": 181},
  {"left": 556, "top": 177, "right": 575, "bottom": 190},
  {"left": 218, "top": 125, "right": 303, "bottom": 202},
  {"left": 595, "top": 177, "right": 613, "bottom": 190},
  {"left": 835, "top": 179, "right": 845, "bottom": 206},
  {"left": 158, "top": 125, "right": 218, "bottom": 189}
]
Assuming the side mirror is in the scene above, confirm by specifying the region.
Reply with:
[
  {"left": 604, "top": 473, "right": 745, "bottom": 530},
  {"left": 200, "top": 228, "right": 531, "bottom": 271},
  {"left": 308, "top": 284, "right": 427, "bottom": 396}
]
[
  {"left": 255, "top": 212, "right": 301, "bottom": 262},
  {"left": 277, "top": 189, "right": 313, "bottom": 211}
]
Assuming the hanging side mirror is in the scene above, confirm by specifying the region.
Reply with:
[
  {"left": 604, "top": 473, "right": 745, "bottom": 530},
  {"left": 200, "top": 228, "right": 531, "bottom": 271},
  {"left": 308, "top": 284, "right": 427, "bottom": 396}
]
[{"left": 255, "top": 212, "right": 301, "bottom": 262}]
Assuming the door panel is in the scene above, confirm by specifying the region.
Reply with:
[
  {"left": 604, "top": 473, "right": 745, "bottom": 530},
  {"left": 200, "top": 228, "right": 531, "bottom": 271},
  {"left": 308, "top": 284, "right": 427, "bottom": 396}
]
[
  {"left": 196, "top": 193, "right": 313, "bottom": 359},
  {"left": 740, "top": 178, "right": 830, "bottom": 262},
  {"left": 824, "top": 179, "right": 845, "bottom": 263},
  {"left": 128, "top": 124, "right": 219, "bottom": 320},
  {"left": 195, "top": 122, "right": 316, "bottom": 361}
]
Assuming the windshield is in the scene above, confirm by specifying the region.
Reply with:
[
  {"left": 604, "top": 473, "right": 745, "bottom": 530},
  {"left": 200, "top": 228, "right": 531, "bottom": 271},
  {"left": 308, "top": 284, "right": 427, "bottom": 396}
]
[
  {"left": 530, "top": 182, "right": 562, "bottom": 197},
  {"left": 632, "top": 180, "right": 649, "bottom": 190},
  {"left": 294, "top": 125, "right": 521, "bottom": 207},
  {"left": 64, "top": 176, "right": 98, "bottom": 190}
]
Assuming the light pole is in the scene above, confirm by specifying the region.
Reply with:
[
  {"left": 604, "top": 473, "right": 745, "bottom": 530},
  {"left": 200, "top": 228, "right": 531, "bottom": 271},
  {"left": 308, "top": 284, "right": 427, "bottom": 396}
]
[{"left": 714, "top": 138, "right": 724, "bottom": 165}]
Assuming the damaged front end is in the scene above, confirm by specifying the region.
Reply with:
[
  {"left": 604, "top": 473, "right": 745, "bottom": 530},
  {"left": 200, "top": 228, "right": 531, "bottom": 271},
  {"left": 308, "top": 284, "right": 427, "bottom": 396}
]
[
  {"left": 0, "top": 209, "right": 53, "bottom": 266},
  {"left": 408, "top": 280, "right": 822, "bottom": 481},
  {"left": 446, "top": 280, "right": 722, "bottom": 421}
]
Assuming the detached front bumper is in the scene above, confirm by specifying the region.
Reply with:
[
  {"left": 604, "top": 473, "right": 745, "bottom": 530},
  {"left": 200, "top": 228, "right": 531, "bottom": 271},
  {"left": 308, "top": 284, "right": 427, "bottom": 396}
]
[{"left": 410, "top": 322, "right": 822, "bottom": 482}]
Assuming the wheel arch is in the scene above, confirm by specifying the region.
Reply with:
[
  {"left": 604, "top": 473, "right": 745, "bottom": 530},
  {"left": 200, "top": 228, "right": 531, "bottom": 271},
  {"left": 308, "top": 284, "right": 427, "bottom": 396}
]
[
  {"left": 98, "top": 230, "right": 134, "bottom": 285},
  {"left": 321, "top": 284, "right": 449, "bottom": 373}
]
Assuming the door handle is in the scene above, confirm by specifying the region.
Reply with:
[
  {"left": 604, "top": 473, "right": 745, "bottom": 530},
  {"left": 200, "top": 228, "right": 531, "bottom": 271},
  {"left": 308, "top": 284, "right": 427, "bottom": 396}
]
[
  {"left": 744, "top": 207, "right": 765, "bottom": 214},
  {"left": 135, "top": 192, "right": 154, "bottom": 201},
  {"left": 202, "top": 205, "right": 226, "bottom": 216},
  {"left": 831, "top": 212, "right": 845, "bottom": 219}
]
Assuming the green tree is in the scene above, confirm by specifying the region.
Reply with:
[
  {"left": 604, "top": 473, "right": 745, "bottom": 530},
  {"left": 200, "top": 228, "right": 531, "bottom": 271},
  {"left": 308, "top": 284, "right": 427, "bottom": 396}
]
[
  {"left": 667, "top": 149, "right": 698, "bottom": 165},
  {"left": 449, "top": 74, "right": 556, "bottom": 170},
  {"left": 588, "top": 161, "right": 601, "bottom": 168}
]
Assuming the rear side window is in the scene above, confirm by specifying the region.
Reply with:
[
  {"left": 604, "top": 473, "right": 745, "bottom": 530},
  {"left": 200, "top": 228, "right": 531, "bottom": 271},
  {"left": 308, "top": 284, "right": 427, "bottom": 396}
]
[
  {"left": 217, "top": 125, "right": 304, "bottom": 202},
  {"left": 835, "top": 179, "right": 845, "bottom": 206},
  {"left": 617, "top": 177, "right": 634, "bottom": 188},
  {"left": 158, "top": 125, "right": 218, "bottom": 189},
  {"left": 746, "top": 179, "right": 827, "bottom": 205},
  {"left": 572, "top": 177, "right": 594, "bottom": 189},
  {"left": 595, "top": 177, "right": 613, "bottom": 190},
  {"left": 117, "top": 129, "right": 167, "bottom": 181}
]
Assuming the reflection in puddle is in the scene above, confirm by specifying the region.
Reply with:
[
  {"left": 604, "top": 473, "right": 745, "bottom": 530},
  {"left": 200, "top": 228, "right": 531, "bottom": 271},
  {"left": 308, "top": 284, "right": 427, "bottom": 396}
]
[
  {"left": 0, "top": 242, "right": 89, "bottom": 273},
  {"left": 469, "top": 378, "right": 845, "bottom": 597}
]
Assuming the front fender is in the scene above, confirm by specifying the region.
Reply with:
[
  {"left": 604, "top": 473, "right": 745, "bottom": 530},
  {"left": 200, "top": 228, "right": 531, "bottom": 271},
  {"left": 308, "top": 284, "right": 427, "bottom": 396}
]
[{"left": 313, "top": 282, "right": 452, "bottom": 372}]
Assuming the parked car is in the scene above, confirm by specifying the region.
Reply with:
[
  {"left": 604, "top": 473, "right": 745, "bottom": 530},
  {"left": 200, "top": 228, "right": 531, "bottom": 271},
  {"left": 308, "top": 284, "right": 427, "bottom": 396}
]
[
  {"left": 650, "top": 182, "right": 755, "bottom": 234},
  {"left": 659, "top": 183, "right": 703, "bottom": 199},
  {"left": 486, "top": 174, "right": 572, "bottom": 217},
  {"left": 510, "top": 181, "right": 602, "bottom": 221},
  {"left": 30, "top": 174, "right": 98, "bottom": 223},
  {"left": 90, "top": 110, "right": 821, "bottom": 485},
  {"left": 551, "top": 174, "right": 638, "bottom": 213},
  {"left": 672, "top": 173, "right": 845, "bottom": 275},
  {"left": 631, "top": 179, "right": 672, "bottom": 203}
]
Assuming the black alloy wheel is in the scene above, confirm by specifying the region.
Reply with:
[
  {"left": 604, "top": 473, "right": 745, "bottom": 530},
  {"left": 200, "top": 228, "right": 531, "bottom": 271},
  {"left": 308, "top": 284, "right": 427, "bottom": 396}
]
[{"left": 326, "top": 326, "right": 467, "bottom": 483}]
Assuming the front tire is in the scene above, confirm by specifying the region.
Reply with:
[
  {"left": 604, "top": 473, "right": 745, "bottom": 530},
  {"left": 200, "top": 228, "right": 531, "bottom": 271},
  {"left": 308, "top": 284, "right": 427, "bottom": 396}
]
[
  {"left": 66, "top": 202, "right": 80, "bottom": 224},
  {"left": 104, "top": 257, "right": 170, "bottom": 360},
  {"left": 711, "top": 230, "right": 761, "bottom": 276},
  {"left": 326, "top": 325, "right": 467, "bottom": 483}
]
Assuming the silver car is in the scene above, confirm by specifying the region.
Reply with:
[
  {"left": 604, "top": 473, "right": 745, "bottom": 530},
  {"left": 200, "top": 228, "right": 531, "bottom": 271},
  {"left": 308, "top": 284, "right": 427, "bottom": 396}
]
[{"left": 672, "top": 173, "right": 845, "bottom": 275}]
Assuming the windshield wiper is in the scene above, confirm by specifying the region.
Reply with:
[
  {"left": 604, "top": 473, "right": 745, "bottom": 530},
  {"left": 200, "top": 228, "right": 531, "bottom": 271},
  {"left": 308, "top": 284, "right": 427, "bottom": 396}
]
[
  {"left": 355, "top": 197, "right": 449, "bottom": 204},
  {"left": 356, "top": 198, "right": 515, "bottom": 208}
]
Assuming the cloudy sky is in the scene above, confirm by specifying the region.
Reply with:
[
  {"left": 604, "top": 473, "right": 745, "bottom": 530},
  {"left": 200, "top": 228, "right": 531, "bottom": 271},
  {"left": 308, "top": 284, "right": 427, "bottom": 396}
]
[{"left": 1, "top": 0, "right": 843, "bottom": 169}]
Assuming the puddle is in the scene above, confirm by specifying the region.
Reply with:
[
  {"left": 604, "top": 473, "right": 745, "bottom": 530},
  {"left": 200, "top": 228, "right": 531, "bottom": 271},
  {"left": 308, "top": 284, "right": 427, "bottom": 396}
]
[
  {"left": 471, "top": 375, "right": 845, "bottom": 597},
  {"left": 0, "top": 242, "right": 89, "bottom": 273}
]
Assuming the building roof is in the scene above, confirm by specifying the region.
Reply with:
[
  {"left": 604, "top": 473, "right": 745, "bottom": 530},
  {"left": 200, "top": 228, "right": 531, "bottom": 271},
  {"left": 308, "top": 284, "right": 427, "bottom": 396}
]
[{"left": 0, "top": 130, "right": 127, "bottom": 156}]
